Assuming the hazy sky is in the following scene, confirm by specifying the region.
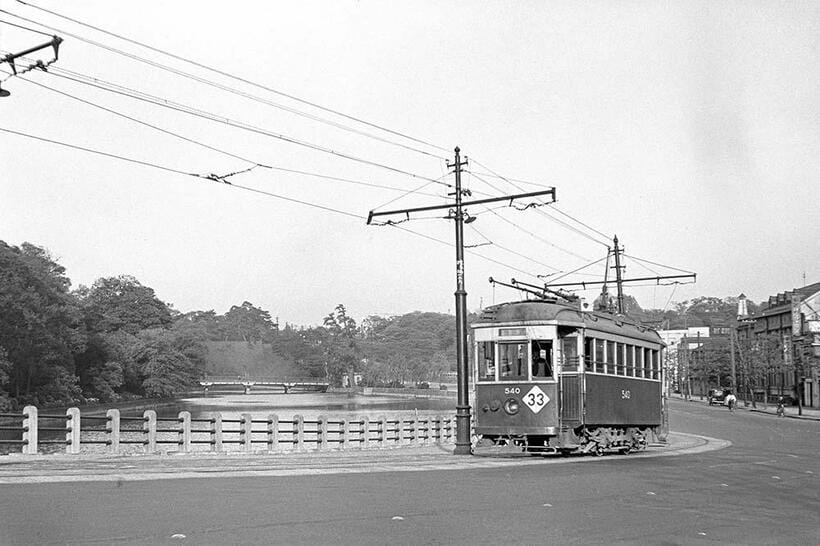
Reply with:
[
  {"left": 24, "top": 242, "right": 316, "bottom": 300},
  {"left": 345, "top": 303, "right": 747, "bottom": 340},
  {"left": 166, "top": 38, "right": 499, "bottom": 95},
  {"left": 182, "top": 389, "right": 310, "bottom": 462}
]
[{"left": 1, "top": 1, "right": 818, "bottom": 325}]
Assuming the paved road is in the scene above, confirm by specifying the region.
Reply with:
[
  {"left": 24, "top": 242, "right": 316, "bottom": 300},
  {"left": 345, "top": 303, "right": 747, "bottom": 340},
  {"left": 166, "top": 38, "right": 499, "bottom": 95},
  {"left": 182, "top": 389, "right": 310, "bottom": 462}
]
[{"left": 1, "top": 399, "right": 818, "bottom": 545}]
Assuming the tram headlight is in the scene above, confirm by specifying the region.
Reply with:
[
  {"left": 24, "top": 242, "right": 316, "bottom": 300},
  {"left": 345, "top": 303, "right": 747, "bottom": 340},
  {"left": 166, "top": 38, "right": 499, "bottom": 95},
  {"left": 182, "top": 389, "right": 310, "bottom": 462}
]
[{"left": 503, "top": 398, "right": 520, "bottom": 415}]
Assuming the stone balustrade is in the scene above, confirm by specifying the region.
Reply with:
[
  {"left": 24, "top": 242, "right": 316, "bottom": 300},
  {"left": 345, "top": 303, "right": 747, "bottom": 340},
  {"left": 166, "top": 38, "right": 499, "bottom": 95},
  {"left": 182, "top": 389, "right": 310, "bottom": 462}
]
[{"left": 0, "top": 406, "right": 458, "bottom": 456}]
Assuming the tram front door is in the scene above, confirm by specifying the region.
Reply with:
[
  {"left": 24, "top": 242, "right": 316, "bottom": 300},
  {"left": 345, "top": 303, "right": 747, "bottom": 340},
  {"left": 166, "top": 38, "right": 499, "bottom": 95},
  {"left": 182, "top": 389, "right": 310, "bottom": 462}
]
[{"left": 560, "top": 374, "right": 583, "bottom": 426}]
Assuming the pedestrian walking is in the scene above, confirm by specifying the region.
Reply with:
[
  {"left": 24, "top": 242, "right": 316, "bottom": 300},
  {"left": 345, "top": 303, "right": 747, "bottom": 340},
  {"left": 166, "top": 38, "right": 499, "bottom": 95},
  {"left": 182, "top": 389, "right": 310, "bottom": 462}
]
[
  {"left": 776, "top": 396, "right": 785, "bottom": 417},
  {"left": 725, "top": 392, "right": 737, "bottom": 413}
]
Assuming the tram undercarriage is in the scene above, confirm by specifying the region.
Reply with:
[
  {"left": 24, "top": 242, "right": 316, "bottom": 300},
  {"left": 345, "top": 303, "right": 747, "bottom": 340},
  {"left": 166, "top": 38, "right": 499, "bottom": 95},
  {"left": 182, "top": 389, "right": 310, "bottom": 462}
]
[{"left": 474, "top": 425, "right": 654, "bottom": 456}]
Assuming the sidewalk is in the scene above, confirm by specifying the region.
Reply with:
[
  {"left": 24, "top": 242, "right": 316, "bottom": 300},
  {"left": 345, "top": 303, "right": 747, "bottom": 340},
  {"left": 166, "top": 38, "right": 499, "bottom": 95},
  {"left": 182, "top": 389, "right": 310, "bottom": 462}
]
[
  {"left": 670, "top": 393, "right": 820, "bottom": 421},
  {"left": 0, "top": 431, "right": 725, "bottom": 484}
]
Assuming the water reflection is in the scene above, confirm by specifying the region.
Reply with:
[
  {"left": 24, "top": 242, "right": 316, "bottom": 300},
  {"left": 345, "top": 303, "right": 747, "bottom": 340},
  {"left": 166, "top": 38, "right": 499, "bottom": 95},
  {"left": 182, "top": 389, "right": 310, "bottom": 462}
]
[{"left": 151, "top": 391, "right": 456, "bottom": 420}]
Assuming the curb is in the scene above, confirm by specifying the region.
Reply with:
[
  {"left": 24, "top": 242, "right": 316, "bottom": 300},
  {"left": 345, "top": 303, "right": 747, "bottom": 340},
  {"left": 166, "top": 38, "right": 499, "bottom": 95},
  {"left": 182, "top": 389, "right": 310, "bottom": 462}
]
[
  {"left": 0, "top": 432, "right": 729, "bottom": 485},
  {"left": 670, "top": 396, "right": 820, "bottom": 421}
]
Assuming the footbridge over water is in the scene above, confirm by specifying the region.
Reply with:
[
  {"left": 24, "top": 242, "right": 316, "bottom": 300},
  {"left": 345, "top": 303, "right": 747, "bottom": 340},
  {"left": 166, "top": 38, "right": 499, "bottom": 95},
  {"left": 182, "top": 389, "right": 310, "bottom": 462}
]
[{"left": 199, "top": 376, "right": 330, "bottom": 394}]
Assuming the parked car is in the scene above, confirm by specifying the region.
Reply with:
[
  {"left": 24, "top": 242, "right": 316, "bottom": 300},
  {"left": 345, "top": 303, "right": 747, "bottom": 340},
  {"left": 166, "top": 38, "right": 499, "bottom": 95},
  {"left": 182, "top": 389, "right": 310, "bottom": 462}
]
[{"left": 708, "top": 388, "right": 729, "bottom": 406}]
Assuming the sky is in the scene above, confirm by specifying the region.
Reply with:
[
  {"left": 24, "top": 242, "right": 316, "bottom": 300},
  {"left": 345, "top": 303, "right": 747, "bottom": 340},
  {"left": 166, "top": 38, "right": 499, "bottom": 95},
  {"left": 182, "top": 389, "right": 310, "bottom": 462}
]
[{"left": 1, "top": 1, "right": 819, "bottom": 326}]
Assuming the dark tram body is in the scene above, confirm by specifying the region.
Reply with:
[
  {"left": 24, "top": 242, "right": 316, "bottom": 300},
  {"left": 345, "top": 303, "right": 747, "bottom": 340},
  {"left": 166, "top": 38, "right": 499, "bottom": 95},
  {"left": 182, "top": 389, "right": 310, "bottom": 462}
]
[{"left": 472, "top": 299, "right": 666, "bottom": 455}]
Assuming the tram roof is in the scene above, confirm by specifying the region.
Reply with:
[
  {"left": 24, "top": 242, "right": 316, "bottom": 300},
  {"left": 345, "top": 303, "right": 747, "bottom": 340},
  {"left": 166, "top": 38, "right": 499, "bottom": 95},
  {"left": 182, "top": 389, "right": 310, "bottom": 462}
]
[{"left": 473, "top": 299, "right": 663, "bottom": 344}]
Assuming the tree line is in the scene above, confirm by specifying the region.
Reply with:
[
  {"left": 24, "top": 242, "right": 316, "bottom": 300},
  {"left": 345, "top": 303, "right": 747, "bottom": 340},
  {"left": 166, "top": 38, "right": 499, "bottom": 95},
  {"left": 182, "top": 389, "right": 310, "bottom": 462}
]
[
  {"left": 0, "top": 241, "right": 457, "bottom": 410},
  {"left": 3, "top": 239, "right": 772, "bottom": 411}
]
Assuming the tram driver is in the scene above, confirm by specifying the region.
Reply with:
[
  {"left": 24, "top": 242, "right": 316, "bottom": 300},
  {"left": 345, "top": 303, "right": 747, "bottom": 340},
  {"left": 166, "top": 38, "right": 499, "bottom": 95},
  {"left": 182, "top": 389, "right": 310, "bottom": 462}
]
[{"left": 532, "top": 341, "right": 553, "bottom": 378}]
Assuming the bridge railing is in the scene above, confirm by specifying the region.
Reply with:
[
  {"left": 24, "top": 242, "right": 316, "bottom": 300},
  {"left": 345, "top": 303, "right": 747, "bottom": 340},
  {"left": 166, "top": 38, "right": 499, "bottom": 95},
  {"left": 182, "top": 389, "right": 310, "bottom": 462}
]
[
  {"left": 200, "top": 376, "right": 329, "bottom": 384},
  {"left": 0, "top": 406, "right": 458, "bottom": 456}
]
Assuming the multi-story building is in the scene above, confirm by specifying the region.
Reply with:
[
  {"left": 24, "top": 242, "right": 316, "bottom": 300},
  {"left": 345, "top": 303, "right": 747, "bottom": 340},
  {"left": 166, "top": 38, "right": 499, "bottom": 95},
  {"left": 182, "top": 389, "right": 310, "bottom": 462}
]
[
  {"left": 658, "top": 327, "right": 710, "bottom": 395},
  {"left": 736, "top": 283, "right": 820, "bottom": 407}
]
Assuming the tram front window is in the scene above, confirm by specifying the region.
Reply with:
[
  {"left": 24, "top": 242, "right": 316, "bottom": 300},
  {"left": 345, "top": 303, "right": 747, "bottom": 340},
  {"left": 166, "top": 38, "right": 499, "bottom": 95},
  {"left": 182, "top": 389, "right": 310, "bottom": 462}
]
[
  {"left": 477, "top": 341, "right": 496, "bottom": 382},
  {"left": 531, "top": 340, "right": 553, "bottom": 378},
  {"left": 499, "top": 343, "right": 527, "bottom": 380}
]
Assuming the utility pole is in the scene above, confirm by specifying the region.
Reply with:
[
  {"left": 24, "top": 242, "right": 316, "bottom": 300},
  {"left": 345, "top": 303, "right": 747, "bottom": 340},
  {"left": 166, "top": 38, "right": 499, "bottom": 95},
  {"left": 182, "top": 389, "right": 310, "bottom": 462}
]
[
  {"left": 450, "top": 147, "right": 471, "bottom": 455},
  {"left": 367, "top": 147, "right": 555, "bottom": 455}
]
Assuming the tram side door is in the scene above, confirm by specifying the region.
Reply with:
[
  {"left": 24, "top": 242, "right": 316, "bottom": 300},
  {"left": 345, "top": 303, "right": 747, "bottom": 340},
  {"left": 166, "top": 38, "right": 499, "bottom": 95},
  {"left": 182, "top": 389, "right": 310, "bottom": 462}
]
[{"left": 559, "top": 335, "right": 583, "bottom": 426}]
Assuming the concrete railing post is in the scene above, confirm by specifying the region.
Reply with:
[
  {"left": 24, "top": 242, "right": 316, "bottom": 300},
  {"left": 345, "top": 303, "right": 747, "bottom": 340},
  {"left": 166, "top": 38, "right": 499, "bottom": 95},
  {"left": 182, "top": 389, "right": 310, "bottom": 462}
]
[
  {"left": 412, "top": 417, "right": 420, "bottom": 446},
  {"left": 211, "top": 414, "right": 223, "bottom": 453},
  {"left": 398, "top": 416, "right": 407, "bottom": 445},
  {"left": 360, "top": 416, "right": 370, "bottom": 449},
  {"left": 377, "top": 415, "right": 387, "bottom": 448},
  {"left": 425, "top": 416, "right": 433, "bottom": 446},
  {"left": 178, "top": 411, "right": 191, "bottom": 453},
  {"left": 317, "top": 415, "right": 328, "bottom": 451},
  {"left": 434, "top": 415, "right": 443, "bottom": 444},
  {"left": 267, "top": 414, "right": 279, "bottom": 452},
  {"left": 106, "top": 409, "right": 120, "bottom": 454},
  {"left": 241, "top": 413, "right": 253, "bottom": 453},
  {"left": 22, "top": 406, "right": 38, "bottom": 455},
  {"left": 293, "top": 415, "right": 304, "bottom": 451},
  {"left": 340, "top": 418, "right": 349, "bottom": 450},
  {"left": 143, "top": 410, "right": 157, "bottom": 453},
  {"left": 66, "top": 408, "right": 81, "bottom": 454}
]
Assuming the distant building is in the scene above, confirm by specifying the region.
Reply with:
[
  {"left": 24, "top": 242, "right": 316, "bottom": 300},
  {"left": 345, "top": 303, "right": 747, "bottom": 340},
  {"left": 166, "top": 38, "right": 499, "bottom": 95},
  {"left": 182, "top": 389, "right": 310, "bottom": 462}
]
[
  {"left": 658, "top": 327, "right": 710, "bottom": 394},
  {"left": 736, "top": 282, "right": 820, "bottom": 407}
]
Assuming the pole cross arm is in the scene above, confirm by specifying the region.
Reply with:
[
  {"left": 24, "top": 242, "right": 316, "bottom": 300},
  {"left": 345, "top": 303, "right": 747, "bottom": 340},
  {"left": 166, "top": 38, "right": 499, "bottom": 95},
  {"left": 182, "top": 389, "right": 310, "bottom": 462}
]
[
  {"left": 545, "top": 273, "right": 697, "bottom": 289},
  {"left": 1, "top": 36, "right": 63, "bottom": 75},
  {"left": 366, "top": 188, "right": 556, "bottom": 224}
]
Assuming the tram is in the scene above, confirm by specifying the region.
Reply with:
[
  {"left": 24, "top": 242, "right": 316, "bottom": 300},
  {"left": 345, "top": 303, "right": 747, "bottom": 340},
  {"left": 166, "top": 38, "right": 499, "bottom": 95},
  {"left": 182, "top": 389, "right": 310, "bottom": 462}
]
[{"left": 471, "top": 295, "right": 666, "bottom": 455}]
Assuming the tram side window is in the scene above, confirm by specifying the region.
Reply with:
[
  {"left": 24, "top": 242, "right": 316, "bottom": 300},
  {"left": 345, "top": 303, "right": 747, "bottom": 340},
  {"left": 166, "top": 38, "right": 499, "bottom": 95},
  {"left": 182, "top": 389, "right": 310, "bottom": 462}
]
[
  {"left": 531, "top": 340, "right": 553, "bottom": 378},
  {"left": 626, "top": 345, "right": 635, "bottom": 377},
  {"left": 635, "top": 347, "right": 644, "bottom": 378},
  {"left": 606, "top": 341, "right": 616, "bottom": 374},
  {"left": 652, "top": 349, "right": 660, "bottom": 379},
  {"left": 584, "top": 338, "right": 594, "bottom": 371},
  {"left": 616, "top": 342, "right": 625, "bottom": 375},
  {"left": 499, "top": 343, "right": 527, "bottom": 380},
  {"left": 594, "top": 338, "right": 605, "bottom": 373},
  {"left": 477, "top": 342, "right": 496, "bottom": 382}
]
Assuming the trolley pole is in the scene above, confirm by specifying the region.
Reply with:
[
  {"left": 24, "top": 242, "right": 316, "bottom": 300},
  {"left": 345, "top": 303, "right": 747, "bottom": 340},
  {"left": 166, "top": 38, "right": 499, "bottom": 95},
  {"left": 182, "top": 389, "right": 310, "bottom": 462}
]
[{"left": 451, "top": 147, "right": 472, "bottom": 455}]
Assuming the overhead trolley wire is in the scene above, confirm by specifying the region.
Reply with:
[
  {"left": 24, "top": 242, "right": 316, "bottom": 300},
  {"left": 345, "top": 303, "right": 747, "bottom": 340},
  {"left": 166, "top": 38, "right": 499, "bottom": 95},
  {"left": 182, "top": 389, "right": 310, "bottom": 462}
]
[
  {"left": 0, "top": 125, "right": 365, "bottom": 219},
  {"left": 1, "top": 124, "right": 544, "bottom": 282},
  {"left": 622, "top": 253, "right": 696, "bottom": 275},
  {"left": 468, "top": 224, "right": 561, "bottom": 273},
  {"left": 0, "top": 16, "right": 52, "bottom": 36},
  {"left": 22, "top": 63, "right": 449, "bottom": 187},
  {"left": 469, "top": 158, "right": 611, "bottom": 248},
  {"left": 3, "top": 68, "right": 443, "bottom": 199},
  {"left": 5, "top": 70, "right": 264, "bottom": 167},
  {"left": 5, "top": 3, "right": 450, "bottom": 160}
]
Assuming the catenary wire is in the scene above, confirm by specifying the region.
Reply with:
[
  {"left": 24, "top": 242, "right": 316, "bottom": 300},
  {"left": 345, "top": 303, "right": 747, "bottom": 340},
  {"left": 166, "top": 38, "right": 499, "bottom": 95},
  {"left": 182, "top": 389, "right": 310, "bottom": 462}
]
[
  {"left": 3, "top": 68, "right": 445, "bottom": 198},
  {"left": 467, "top": 170, "right": 600, "bottom": 258},
  {"left": 0, "top": 16, "right": 52, "bottom": 36},
  {"left": 469, "top": 157, "right": 612, "bottom": 247},
  {"left": 5, "top": 3, "right": 451, "bottom": 160},
  {"left": 0, "top": 125, "right": 365, "bottom": 219},
  {"left": 21, "top": 63, "right": 450, "bottom": 187},
  {"left": 468, "top": 224, "right": 560, "bottom": 272},
  {"left": 1, "top": 124, "right": 542, "bottom": 281},
  {"left": 622, "top": 253, "right": 696, "bottom": 275}
]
